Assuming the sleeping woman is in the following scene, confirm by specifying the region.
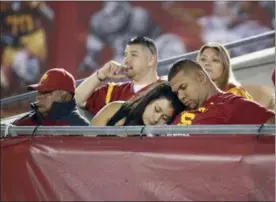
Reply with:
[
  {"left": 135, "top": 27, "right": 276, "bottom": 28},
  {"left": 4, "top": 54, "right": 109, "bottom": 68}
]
[{"left": 91, "top": 82, "right": 186, "bottom": 126}]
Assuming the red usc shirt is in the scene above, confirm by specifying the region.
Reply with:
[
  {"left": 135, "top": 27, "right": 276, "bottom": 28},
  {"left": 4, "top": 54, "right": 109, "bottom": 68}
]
[
  {"left": 172, "top": 92, "right": 274, "bottom": 125},
  {"left": 85, "top": 80, "right": 163, "bottom": 115}
]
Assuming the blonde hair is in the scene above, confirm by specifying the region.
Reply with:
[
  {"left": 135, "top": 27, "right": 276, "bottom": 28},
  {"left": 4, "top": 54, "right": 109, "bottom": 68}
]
[{"left": 196, "top": 42, "right": 240, "bottom": 90}]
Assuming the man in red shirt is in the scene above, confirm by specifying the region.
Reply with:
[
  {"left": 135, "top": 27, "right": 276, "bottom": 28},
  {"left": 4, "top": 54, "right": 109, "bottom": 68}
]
[
  {"left": 168, "top": 59, "right": 275, "bottom": 125},
  {"left": 75, "top": 36, "right": 162, "bottom": 117}
]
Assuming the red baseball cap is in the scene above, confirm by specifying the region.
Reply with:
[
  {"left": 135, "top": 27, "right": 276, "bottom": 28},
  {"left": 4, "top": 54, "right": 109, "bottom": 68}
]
[
  {"left": 27, "top": 68, "right": 76, "bottom": 93},
  {"left": 272, "top": 69, "right": 275, "bottom": 85}
]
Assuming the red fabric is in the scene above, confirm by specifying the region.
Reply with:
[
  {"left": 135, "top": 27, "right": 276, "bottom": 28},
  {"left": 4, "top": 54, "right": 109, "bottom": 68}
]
[
  {"left": 1, "top": 135, "right": 274, "bottom": 201},
  {"left": 172, "top": 93, "right": 275, "bottom": 125},
  {"left": 86, "top": 80, "right": 163, "bottom": 114},
  {"left": 27, "top": 68, "right": 76, "bottom": 93}
]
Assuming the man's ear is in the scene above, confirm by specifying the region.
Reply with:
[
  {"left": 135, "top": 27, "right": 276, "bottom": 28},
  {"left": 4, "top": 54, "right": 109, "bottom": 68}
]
[
  {"left": 196, "top": 70, "right": 207, "bottom": 84},
  {"left": 59, "top": 91, "right": 72, "bottom": 102},
  {"left": 148, "top": 54, "right": 157, "bottom": 67}
]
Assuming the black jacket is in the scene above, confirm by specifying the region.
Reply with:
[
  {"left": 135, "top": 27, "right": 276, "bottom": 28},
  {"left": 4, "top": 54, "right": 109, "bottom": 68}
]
[{"left": 13, "top": 99, "right": 90, "bottom": 126}]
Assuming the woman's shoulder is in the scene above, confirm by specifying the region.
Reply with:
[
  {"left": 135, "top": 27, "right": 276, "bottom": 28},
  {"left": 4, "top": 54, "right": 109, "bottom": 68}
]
[
  {"left": 104, "top": 101, "right": 127, "bottom": 126},
  {"left": 106, "top": 101, "right": 125, "bottom": 108},
  {"left": 225, "top": 83, "right": 252, "bottom": 100},
  {"left": 91, "top": 101, "right": 126, "bottom": 126},
  {"left": 103, "top": 101, "right": 126, "bottom": 114}
]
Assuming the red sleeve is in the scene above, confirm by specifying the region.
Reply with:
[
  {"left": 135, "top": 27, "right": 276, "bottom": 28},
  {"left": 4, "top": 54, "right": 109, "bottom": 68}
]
[
  {"left": 85, "top": 84, "right": 109, "bottom": 115},
  {"left": 228, "top": 98, "right": 275, "bottom": 124}
]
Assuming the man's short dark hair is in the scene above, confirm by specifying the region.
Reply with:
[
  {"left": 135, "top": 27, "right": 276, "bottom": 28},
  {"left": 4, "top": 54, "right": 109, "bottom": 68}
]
[
  {"left": 127, "top": 36, "right": 157, "bottom": 55},
  {"left": 168, "top": 59, "right": 203, "bottom": 81}
]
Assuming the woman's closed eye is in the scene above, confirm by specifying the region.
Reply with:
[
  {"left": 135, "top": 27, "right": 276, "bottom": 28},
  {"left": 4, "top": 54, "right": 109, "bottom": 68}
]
[
  {"left": 199, "top": 57, "right": 206, "bottom": 62},
  {"left": 180, "top": 84, "right": 187, "bottom": 90},
  {"left": 162, "top": 115, "right": 170, "bottom": 121},
  {"left": 155, "top": 106, "right": 161, "bottom": 113}
]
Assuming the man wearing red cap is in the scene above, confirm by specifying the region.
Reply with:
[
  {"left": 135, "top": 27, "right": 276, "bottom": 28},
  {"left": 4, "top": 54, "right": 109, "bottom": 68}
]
[{"left": 13, "top": 68, "right": 89, "bottom": 126}]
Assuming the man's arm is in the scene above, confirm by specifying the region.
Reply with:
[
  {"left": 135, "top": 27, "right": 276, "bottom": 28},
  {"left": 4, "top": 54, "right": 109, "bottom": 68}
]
[
  {"left": 75, "top": 60, "right": 126, "bottom": 108},
  {"left": 230, "top": 98, "right": 275, "bottom": 124},
  {"left": 75, "top": 71, "right": 104, "bottom": 108}
]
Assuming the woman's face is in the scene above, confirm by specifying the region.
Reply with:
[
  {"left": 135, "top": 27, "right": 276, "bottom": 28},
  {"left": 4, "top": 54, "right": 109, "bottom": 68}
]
[
  {"left": 198, "top": 48, "right": 224, "bottom": 82},
  {"left": 142, "top": 97, "right": 175, "bottom": 125}
]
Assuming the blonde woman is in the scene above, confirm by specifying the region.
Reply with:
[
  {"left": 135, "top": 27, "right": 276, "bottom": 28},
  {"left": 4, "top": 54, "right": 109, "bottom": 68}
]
[
  {"left": 197, "top": 42, "right": 275, "bottom": 110},
  {"left": 196, "top": 42, "right": 252, "bottom": 99}
]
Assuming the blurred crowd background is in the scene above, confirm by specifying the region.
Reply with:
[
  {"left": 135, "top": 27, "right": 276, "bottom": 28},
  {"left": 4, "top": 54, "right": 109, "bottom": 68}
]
[{"left": 0, "top": 1, "right": 275, "bottom": 117}]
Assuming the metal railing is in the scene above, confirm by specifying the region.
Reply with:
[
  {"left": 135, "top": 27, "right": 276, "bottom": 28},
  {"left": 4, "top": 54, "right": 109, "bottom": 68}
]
[
  {"left": 1, "top": 124, "right": 275, "bottom": 137},
  {"left": 1, "top": 30, "right": 275, "bottom": 108},
  {"left": 157, "top": 30, "right": 275, "bottom": 66}
]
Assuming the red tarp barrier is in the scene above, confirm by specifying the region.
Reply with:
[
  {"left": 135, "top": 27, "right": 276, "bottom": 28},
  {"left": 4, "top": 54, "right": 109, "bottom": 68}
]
[{"left": 1, "top": 135, "right": 275, "bottom": 201}]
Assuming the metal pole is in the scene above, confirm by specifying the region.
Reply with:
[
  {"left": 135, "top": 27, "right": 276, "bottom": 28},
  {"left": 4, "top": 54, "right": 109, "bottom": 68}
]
[{"left": 1, "top": 125, "right": 275, "bottom": 137}]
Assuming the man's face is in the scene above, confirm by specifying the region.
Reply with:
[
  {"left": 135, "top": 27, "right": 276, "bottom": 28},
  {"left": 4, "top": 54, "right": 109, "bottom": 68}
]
[
  {"left": 169, "top": 70, "right": 206, "bottom": 109},
  {"left": 35, "top": 90, "right": 61, "bottom": 115},
  {"left": 123, "top": 44, "right": 154, "bottom": 80}
]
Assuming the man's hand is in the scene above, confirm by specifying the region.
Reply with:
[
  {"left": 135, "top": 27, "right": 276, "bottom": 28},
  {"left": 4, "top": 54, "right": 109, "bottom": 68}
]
[{"left": 97, "top": 60, "right": 127, "bottom": 80}]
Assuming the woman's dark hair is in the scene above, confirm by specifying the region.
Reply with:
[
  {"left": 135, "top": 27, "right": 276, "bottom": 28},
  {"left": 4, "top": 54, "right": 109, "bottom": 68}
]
[{"left": 106, "top": 82, "right": 186, "bottom": 126}]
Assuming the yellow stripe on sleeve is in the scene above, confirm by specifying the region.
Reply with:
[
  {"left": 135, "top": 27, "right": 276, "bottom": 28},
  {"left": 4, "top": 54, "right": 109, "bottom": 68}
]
[
  {"left": 228, "top": 87, "right": 252, "bottom": 100},
  {"left": 105, "top": 82, "right": 115, "bottom": 104}
]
